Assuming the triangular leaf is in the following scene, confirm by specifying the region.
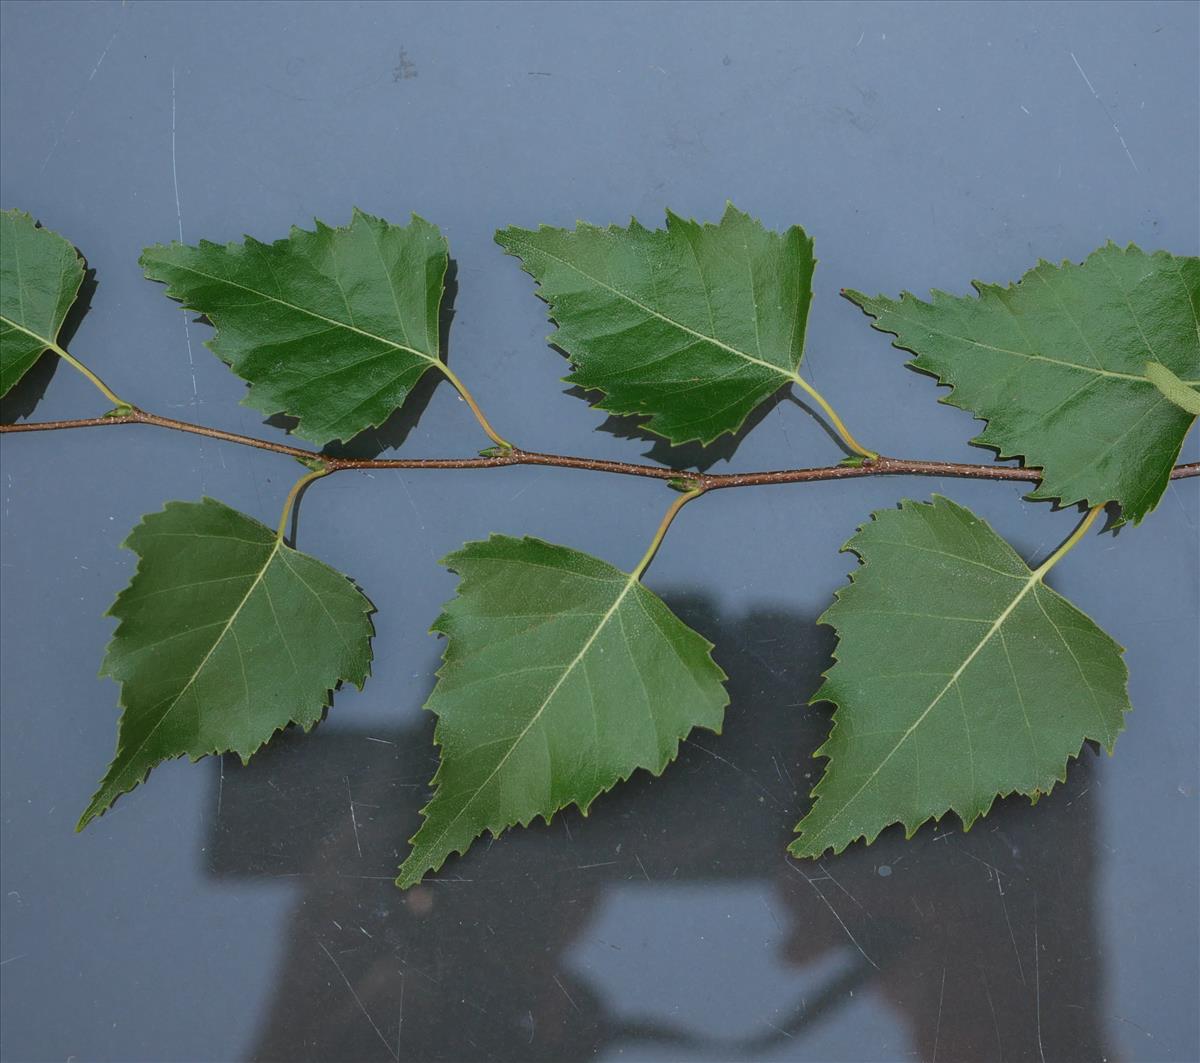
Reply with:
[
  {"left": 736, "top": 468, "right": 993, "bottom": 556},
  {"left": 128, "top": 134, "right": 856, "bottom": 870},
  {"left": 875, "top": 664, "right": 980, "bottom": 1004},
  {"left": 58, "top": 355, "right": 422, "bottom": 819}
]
[
  {"left": 496, "top": 203, "right": 815, "bottom": 445},
  {"left": 140, "top": 210, "right": 448, "bottom": 446},
  {"left": 0, "top": 208, "right": 85, "bottom": 396},
  {"left": 791, "top": 496, "right": 1131, "bottom": 859},
  {"left": 397, "top": 534, "right": 728, "bottom": 886},
  {"left": 845, "top": 244, "right": 1200, "bottom": 523},
  {"left": 80, "top": 497, "right": 374, "bottom": 828}
]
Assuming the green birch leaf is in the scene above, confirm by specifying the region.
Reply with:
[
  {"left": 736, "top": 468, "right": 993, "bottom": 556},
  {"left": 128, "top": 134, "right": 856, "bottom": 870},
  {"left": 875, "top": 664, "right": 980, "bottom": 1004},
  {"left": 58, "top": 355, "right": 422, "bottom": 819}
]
[
  {"left": 140, "top": 210, "right": 448, "bottom": 446},
  {"left": 397, "top": 534, "right": 728, "bottom": 887},
  {"left": 495, "top": 203, "right": 815, "bottom": 445},
  {"left": 80, "top": 497, "right": 374, "bottom": 828},
  {"left": 845, "top": 244, "right": 1200, "bottom": 524},
  {"left": 790, "top": 496, "right": 1131, "bottom": 859},
  {"left": 0, "top": 209, "right": 85, "bottom": 396}
]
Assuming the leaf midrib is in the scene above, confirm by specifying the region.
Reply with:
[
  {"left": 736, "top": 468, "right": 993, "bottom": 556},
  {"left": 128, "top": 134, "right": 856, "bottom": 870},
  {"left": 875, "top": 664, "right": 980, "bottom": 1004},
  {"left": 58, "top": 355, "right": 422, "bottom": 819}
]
[
  {"left": 1, "top": 315, "right": 55, "bottom": 351},
  {"left": 409, "top": 570, "right": 640, "bottom": 868},
  {"left": 509, "top": 239, "right": 802, "bottom": 384},
  {"left": 148, "top": 258, "right": 439, "bottom": 366},
  {"left": 803, "top": 562, "right": 1047, "bottom": 847},
  {"left": 883, "top": 305, "right": 1200, "bottom": 386},
  {"left": 91, "top": 537, "right": 282, "bottom": 812}
]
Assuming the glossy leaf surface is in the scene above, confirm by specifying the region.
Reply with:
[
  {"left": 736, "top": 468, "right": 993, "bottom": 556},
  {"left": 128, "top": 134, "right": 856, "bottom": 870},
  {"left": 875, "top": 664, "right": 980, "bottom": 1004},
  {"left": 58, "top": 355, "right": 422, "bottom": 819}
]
[{"left": 496, "top": 203, "right": 815, "bottom": 445}]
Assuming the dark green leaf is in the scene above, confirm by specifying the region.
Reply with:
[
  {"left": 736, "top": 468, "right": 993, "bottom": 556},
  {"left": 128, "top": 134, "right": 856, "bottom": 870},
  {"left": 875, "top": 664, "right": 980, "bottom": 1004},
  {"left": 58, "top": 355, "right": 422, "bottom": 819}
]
[
  {"left": 140, "top": 210, "right": 448, "bottom": 446},
  {"left": 791, "top": 496, "right": 1130, "bottom": 859},
  {"left": 80, "top": 498, "right": 374, "bottom": 828},
  {"left": 496, "top": 203, "right": 815, "bottom": 445},
  {"left": 0, "top": 209, "right": 85, "bottom": 396},
  {"left": 845, "top": 244, "right": 1199, "bottom": 523},
  {"left": 397, "top": 535, "right": 728, "bottom": 887}
]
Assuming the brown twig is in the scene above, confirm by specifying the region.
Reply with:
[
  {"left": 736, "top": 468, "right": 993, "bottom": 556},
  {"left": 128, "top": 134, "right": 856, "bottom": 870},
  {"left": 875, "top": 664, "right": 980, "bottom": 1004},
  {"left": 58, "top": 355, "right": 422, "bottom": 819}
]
[{"left": 1, "top": 408, "right": 1197, "bottom": 489}]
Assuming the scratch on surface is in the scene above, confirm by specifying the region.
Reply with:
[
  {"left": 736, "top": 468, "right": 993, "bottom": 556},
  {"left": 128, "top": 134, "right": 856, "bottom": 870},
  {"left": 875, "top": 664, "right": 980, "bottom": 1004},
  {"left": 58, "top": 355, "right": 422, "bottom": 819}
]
[
  {"left": 318, "top": 940, "right": 399, "bottom": 1062},
  {"left": 1034, "top": 897, "right": 1046, "bottom": 1063},
  {"left": 931, "top": 963, "right": 947, "bottom": 1062},
  {"left": 683, "top": 738, "right": 785, "bottom": 808},
  {"left": 215, "top": 756, "right": 225, "bottom": 823},
  {"left": 169, "top": 66, "right": 208, "bottom": 488},
  {"left": 1168, "top": 482, "right": 1198, "bottom": 530},
  {"left": 978, "top": 964, "right": 1003, "bottom": 1059},
  {"left": 365, "top": 736, "right": 396, "bottom": 746},
  {"left": 787, "top": 860, "right": 879, "bottom": 970},
  {"left": 0, "top": 954, "right": 27, "bottom": 967},
  {"left": 818, "top": 861, "right": 866, "bottom": 913},
  {"left": 1115, "top": 1014, "right": 1168, "bottom": 1049},
  {"left": 346, "top": 776, "right": 362, "bottom": 858},
  {"left": 760, "top": 892, "right": 783, "bottom": 932},
  {"left": 398, "top": 476, "right": 435, "bottom": 559},
  {"left": 1064, "top": 785, "right": 1090, "bottom": 809},
  {"left": 1000, "top": 888, "right": 1025, "bottom": 985},
  {"left": 771, "top": 754, "right": 786, "bottom": 785},
  {"left": 957, "top": 846, "right": 1007, "bottom": 895},
  {"left": 634, "top": 853, "right": 651, "bottom": 882},
  {"left": 776, "top": 754, "right": 796, "bottom": 789},
  {"left": 552, "top": 974, "right": 581, "bottom": 1012},
  {"left": 40, "top": 25, "right": 120, "bottom": 171},
  {"left": 396, "top": 974, "right": 405, "bottom": 1049},
  {"left": 1069, "top": 51, "right": 1139, "bottom": 173},
  {"left": 765, "top": 1016, "right": 795, "bottom": 1038}
]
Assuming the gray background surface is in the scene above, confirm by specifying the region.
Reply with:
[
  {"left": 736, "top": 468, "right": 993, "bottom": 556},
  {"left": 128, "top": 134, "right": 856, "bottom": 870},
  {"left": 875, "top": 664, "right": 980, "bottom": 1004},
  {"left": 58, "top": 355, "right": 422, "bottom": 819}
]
[{"left": 1, "top": 1, "right": 1197, "bottom": 1060}]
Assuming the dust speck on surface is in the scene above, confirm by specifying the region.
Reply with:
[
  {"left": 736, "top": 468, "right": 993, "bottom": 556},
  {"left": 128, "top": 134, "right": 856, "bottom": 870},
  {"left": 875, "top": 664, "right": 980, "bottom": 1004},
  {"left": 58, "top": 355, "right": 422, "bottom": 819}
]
[{"left": 393, "top": 49, "right": 418, "bottom": 81}]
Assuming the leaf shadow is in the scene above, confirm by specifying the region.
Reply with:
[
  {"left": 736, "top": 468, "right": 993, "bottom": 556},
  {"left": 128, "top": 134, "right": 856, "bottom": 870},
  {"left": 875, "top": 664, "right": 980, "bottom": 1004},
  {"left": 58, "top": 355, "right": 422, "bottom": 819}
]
[
  {"left": 261, "top": 259, "right": 460, "bottom": 459},
  {"left": 782, "top": 389, "right": 858, "bottom": 458},
  {"left": 201, "top": 593, "right": 1111, "bottom": 1063},
  {"left": 564, "top": 378, "right": 790, "bottom": 471},
  {"left": 560, "top": 378, "right": 863, "bottom": 471},
  {"left": 0, "top": 264, "right": 98, "bottom": 421}
]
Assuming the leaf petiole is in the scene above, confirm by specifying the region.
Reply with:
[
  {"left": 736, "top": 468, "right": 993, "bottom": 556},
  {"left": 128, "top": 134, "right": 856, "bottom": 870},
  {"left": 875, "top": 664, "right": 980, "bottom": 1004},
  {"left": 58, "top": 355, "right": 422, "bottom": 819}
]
[
  {"left": 49, "top": 340, "right": 131, "bottom": 410},
  {"left": 1034, "top": 503, "right": 1106, "bottom": 580},
  {"left": 630, "top": 486, "right": 704, "bottom": 582},
  {"left": 276, "top": 465, "right": 332, "bottom": 541},
  {"left": 435, "top": 362, "right": 514, "bottom": 450},
  {"left": 790, "top": 372, "right": 877, "bottom": 460}
]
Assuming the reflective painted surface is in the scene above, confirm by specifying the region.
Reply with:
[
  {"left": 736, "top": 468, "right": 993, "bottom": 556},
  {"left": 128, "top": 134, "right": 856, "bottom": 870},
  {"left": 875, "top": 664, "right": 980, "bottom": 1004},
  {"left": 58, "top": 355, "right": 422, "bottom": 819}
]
[{"left": 2, "top": 2, "right": 1197, "bottom": 1060}]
